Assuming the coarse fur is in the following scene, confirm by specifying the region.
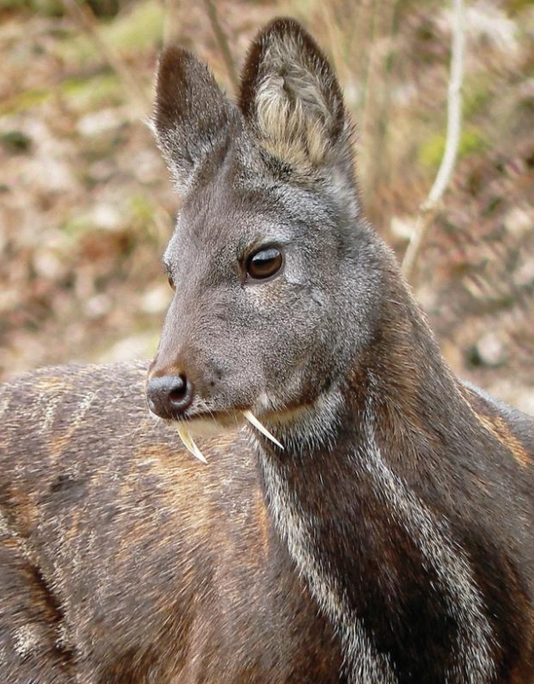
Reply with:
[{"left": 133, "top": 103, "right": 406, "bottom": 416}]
[{"left": 1, "top": 17, "right": 533, "bottom": 684}]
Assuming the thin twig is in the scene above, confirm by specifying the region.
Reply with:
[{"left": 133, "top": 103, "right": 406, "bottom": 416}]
[
  {"left": 163, "top": 0, "right": 180, "bottom": 46},
  {"left": 359, "top": 0, "right": 382, "bottom": 129},
  {"left": 401, "top": 0, "right": 466, "bottom": 284},
  {"left": 62, "top": 0, "right": 151, "bottom": 118},
  {"left": 320, "top": 2, "right": 348, "bottom": 89},
  {"left": 363, "top": 0, "right": 401, "bottom": 204},
  {"left": 203, "top": 0, "right": 239, "bottom": 93}
]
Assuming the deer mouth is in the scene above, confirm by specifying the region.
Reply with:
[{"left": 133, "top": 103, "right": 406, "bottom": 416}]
[{"left": 167, "top": 409, "right": 283, "bottom": 464}]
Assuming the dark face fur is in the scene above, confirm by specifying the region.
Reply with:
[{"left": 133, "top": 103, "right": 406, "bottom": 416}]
[{"left": 148, "top": 19, "right": 384, "bottom": 431}]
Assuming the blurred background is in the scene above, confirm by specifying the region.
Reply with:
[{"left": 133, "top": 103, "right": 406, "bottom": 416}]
[{"left": 0, "top": 0, "right": 533, "bottom": 413}]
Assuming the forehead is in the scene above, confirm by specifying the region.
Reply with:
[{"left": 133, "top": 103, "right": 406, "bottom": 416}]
[{"left": 165, "top": 153, "right": 335, "bottom": 268}]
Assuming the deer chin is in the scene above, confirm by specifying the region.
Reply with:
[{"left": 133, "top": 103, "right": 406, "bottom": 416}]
[
  {"left": 160, "top": 410, "right": 240, "bottom": 464},
  {"left": 164, "top": 408, "right": 286, "bottom": 464},
  {"left": 178, "top": 414, "right": 237, "bottom": 438},
  {"left": 162, "top": 388, "right": 338, "bottom": 464},
  {"left": 162, "top": 417, "right": 227, "bottom": 464}
]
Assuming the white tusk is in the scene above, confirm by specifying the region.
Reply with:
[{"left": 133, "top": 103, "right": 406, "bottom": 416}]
[
  {"left": 243, "top": 411, "right": 284, "bottom": 450},
  {"left": 177, "top": 424, "right": 207, "bottom": 464}
]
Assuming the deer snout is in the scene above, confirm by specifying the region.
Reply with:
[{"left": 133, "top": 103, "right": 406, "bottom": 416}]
[{"left": 146, "top": 373, "right": 194, "bottom": 419}]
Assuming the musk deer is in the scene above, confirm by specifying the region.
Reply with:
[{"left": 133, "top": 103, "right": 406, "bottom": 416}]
[{"left": 1, "top": 17, "right": 533, "bottom": 684}]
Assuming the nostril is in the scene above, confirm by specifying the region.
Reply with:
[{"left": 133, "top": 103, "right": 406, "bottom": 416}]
[
  {"left": 169, "top": 387, "right": 185, "bottom": 402},
  {"left": 146, "top": 374, "right": 194, "bottom": 419},
  {"left": 168, "top": 375, "right": 187, "bottom": 405}
]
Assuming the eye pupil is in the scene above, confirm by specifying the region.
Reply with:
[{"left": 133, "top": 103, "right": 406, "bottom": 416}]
[{"left": 246, "top": 248, "right": 283, "bottom": 281}]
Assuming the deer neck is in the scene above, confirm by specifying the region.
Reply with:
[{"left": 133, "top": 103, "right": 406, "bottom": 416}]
[
  {"left": 254, "top": 278, "right": 495, "bottom": 683},
  {"left": 258, "top": 271, "right": 468, "bottom": 482}
]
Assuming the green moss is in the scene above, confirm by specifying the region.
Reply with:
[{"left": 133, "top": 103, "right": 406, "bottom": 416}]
[
  {"left": 508, "top": 0, "right": 534, "bottom": 14},
  {"left": 0, "top": 88, "right": 50, "bottom": 116},
  {"left": 29, "top": 0, "right": 64, "bottom": 15},
  {"left": 61, "top": 214, "right": 98, "bottom": 238},
  {"left": 0, "top": 0, "right": 119, "bottom": 15},
  {"left": 101, "top": 0, "right": 163, "bottom": 52},
  {"left": 463, "top": 81, "right": 493, "bottom": 120},
  {"left": 418, "top": 128, "right": 488, "bottom": 170},
  {"left": 57, "top": 0, "right": 164, "bottom": 66},
  {"left": 0, "top": 0, "right": 25, "bottom": 9},
  {"left": 418, "top": 132, "right": 445, "bottom": 170},
  {"left": 61, "top": 72, "right": 122, "bottom": 111},
  {"left": 459, "top": 129, "right": 488, "bottom": 157},
  {"left": 0, "top": 70, "right": 121, "bottom": 117},
  {"left": 129, "top": 194, "right": 155, "bottom": 223}
]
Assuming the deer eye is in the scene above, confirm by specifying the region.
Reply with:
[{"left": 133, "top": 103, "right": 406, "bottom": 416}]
[{"left": 246, "top": 247, "right": 283, "bottom": 282}]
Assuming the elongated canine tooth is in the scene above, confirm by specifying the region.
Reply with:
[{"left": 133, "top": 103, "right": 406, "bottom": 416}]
[
  {"left": 177, "top": 425, "right": 207, "bottom": 464},
  {"left": 243, "top": 411, "right": 284, "bottom": 450}
]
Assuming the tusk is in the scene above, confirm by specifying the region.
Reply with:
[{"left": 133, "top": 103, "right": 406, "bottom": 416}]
[
  {"left": 177, "top": 424, "right": 207, "bottom": 464},
  {"left": 243, "top": 411, "right": 284, "bottom": 450}
]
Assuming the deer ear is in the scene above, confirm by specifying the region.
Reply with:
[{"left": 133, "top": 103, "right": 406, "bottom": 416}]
[
  {"left": 152, "top": 47, "right": 235, "bottom": 193},
  {"left": 239, "top": 18, "right": 352, "bottom": 176}
]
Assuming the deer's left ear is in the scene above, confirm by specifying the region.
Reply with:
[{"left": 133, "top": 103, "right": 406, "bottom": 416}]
[{"left": 239, "top": 18, "right": 354, "bottom": 178}]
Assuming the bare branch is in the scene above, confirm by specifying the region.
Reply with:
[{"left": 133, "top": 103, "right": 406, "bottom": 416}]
[
  {"left": 163, "top": 0, "right": 181, "bottom": 46},
  {"left": 359, "top": 0, "right": 382, "bottom": 129},
  {"left": 362, "top": 0, "right": 401, "bottom": 203},
  {"left": 203, "top": 0, "right": 239, "bottom": 94},
  {"left": 401, "top": 0, "right": 466, "bottom": 283},
  {"left": 319, "top": 2, "right": 348, "bottom": 88}
]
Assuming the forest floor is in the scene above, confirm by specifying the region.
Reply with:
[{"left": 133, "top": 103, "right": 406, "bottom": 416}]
[{"left": 1, "top": 0, "right": 533, "bottom": 413}]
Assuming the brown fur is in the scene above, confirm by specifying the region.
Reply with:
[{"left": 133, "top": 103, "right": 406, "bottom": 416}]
[{"left": 1, "top": 17, "right": 533, "bottom": 684}]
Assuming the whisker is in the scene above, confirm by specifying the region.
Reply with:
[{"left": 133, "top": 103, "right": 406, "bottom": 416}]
[{"left": 243, "top": 411, "right": 284, "bottom": 450}]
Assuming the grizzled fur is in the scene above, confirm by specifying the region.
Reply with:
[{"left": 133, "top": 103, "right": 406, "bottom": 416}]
[{"left": 1, "top": 17, "right": 534, "bottom": 684}]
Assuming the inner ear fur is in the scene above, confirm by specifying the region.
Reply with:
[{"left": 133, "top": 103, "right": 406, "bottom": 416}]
[
  {"left": 239, "top": 18, "right": 350, "bottom": 173},
  {"left": 153, "top": 46, "right": 236, "bottom": 193}
]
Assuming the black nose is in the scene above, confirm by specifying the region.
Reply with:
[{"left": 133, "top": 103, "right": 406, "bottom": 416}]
[{"left": 146, "top": 374, "right": 194, "bottom": 419}]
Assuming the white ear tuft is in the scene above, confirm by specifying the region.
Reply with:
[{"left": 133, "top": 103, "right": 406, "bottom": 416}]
[{"left": 240, "top": 18, "right": 351, "bottom": 176}]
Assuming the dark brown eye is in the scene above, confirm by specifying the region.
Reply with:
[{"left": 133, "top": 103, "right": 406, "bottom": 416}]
[
  {"left": 167, "top": 274, "right": 175, "bottom": 290},
  {"left": 246, "top": 247, "right": 283, "bottom": 282}
]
